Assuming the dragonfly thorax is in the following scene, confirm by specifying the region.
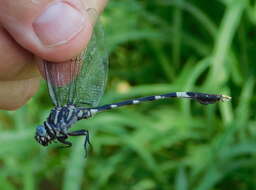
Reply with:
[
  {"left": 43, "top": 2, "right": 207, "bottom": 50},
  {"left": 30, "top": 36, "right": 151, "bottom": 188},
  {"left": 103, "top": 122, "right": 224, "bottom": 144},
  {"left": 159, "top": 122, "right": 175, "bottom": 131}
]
[
  {"left": 48, "top": 105, "right": 79, "bottom": 127},
  {"left": 35, "top": 105, "right": 86, "bottom": 146}
]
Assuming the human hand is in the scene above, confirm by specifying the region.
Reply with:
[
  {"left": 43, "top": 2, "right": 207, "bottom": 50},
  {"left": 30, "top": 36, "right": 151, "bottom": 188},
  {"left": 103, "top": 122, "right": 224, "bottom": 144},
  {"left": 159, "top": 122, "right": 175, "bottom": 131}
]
[{"left": 0, "top": 0, "right": 107, "bottom": 110}]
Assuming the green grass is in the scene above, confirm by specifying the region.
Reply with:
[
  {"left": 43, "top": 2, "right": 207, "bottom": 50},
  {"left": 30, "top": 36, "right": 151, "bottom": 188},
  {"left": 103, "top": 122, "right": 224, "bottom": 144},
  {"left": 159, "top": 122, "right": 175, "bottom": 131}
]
[{"left": 1, "top": 0, "right": 256, "bottom": 189}]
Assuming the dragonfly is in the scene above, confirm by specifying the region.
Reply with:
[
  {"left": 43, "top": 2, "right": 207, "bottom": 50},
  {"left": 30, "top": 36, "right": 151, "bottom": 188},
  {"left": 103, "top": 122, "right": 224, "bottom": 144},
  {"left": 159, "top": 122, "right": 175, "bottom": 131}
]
[{"left": 35, "top": 13, "right": 231, "bottom": 153}]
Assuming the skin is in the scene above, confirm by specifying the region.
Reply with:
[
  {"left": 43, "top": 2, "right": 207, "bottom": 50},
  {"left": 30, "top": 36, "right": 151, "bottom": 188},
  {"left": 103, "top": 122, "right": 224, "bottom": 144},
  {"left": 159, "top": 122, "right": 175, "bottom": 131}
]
[{"left": 0, "top": 0, "right": 107, "bottom": 110}]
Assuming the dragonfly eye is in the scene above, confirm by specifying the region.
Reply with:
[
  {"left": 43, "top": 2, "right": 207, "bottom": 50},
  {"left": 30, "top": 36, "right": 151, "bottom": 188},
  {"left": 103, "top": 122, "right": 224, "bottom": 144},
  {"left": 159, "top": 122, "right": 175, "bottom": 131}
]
[
  {"left": 35, "top": 125, "right": 49, "bottom": 146},
  {"left": 36, "top": 125, "right": 47, "bottom": 136}
]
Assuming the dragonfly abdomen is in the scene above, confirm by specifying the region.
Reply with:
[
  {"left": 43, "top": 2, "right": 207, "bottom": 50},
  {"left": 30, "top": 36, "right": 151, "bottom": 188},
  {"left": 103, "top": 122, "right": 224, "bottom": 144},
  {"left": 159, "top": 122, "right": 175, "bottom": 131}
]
[{"left": 86, "top": 92, "right": 231, "bottom": 114}]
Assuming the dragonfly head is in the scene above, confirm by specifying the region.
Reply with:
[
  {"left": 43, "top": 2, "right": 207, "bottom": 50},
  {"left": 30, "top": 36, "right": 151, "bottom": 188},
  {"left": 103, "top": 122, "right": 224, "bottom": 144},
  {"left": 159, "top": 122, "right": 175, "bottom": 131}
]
[{"left": 35, "top": 125, "right": 49, "bottom": 146}]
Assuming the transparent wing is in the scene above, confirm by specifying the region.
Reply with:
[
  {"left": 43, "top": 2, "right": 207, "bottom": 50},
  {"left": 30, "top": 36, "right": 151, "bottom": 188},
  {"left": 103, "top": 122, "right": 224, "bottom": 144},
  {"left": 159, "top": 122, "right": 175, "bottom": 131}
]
[
  {"left": 74, "top": 23, "right": 108, "bottom": 107},
  {"left": 42, "top": 19, "right": 108, "bottom": 107}
]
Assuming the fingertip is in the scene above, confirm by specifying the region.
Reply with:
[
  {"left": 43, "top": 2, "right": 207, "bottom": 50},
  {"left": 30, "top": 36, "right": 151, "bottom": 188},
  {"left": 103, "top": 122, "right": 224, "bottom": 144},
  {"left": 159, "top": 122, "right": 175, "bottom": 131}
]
[
  {"left": 1, "top": 0, "right": 94, "bottom": 62},
  {"left": 26, "top": 3, "right": 94, "bottom": 62}
]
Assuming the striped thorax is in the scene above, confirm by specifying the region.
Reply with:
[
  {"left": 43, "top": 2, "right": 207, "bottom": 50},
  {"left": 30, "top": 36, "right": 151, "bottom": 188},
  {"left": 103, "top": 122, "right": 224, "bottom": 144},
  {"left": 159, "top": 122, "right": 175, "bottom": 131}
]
[{"left": 35, "top": 105, "right": 92, "bottom": 146}]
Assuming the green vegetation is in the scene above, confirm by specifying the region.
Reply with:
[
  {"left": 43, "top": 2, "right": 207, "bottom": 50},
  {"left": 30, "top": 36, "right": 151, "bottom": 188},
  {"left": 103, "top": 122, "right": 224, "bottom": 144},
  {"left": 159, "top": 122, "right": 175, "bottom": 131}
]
[{"left": 1, "top": 0, "right": 256, "bottom": 189}]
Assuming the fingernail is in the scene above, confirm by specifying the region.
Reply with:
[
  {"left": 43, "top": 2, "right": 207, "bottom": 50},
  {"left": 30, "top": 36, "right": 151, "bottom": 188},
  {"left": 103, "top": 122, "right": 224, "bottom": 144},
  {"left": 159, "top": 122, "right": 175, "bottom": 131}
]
[{"left": 33, "top": 2, "right": 85, "bottom": 47}]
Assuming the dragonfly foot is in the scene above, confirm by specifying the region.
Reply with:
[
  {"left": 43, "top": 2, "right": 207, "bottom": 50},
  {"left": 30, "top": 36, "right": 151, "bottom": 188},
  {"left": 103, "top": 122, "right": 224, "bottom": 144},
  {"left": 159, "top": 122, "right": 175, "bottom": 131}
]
[{"left": 68, "top": 129, "right": 92, "bottom": 157}]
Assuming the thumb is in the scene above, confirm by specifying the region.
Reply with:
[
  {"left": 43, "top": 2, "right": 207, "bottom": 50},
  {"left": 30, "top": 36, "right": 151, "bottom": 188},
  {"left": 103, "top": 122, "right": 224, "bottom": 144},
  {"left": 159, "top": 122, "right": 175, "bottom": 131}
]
[{"left": 0, "top": 0, "right": 96, "bottom": 62}]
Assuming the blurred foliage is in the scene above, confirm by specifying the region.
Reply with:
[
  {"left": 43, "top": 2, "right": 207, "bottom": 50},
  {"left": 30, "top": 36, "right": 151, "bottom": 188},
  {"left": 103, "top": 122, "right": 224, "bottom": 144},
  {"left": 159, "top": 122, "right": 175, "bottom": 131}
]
[{"left": 1, "top": 0, "right": 256, "bottom": 189}]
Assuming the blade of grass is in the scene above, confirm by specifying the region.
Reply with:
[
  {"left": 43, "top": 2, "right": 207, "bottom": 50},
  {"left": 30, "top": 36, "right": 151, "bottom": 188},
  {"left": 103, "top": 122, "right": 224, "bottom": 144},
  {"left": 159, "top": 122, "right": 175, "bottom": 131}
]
[
  {"left": 205, "top": 1, "right": 245, "bottom": 88},
  {"left": 63, "top": 137, "right": 86, "bottom": 190}
]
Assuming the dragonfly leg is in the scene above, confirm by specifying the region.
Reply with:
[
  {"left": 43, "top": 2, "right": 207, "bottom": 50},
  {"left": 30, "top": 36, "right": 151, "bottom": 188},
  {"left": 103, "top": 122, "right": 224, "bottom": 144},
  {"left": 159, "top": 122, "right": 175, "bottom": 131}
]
[
  {"left": 57, "top": 135, "right": 72, "bottom": 148},
  {"left": 68, "top": 129, "right": 91, "bottom": 156}
]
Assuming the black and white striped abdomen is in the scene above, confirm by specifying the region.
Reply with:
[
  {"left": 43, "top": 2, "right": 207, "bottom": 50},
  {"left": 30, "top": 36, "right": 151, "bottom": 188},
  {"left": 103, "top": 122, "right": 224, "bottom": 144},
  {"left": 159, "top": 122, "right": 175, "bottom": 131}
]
[{"left": 86, "top": 92, "right": 231, "bottom": 114}]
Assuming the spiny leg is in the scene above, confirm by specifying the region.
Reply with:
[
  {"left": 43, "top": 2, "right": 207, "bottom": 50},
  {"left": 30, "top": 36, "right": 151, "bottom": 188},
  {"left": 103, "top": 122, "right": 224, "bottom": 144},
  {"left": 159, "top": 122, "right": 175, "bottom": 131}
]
[
  {"left": 68, "top": 129, "right": 91, "bottom": 156},
  {"left": 57, "top": 135, "right": 72, "bottom": 148}
]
